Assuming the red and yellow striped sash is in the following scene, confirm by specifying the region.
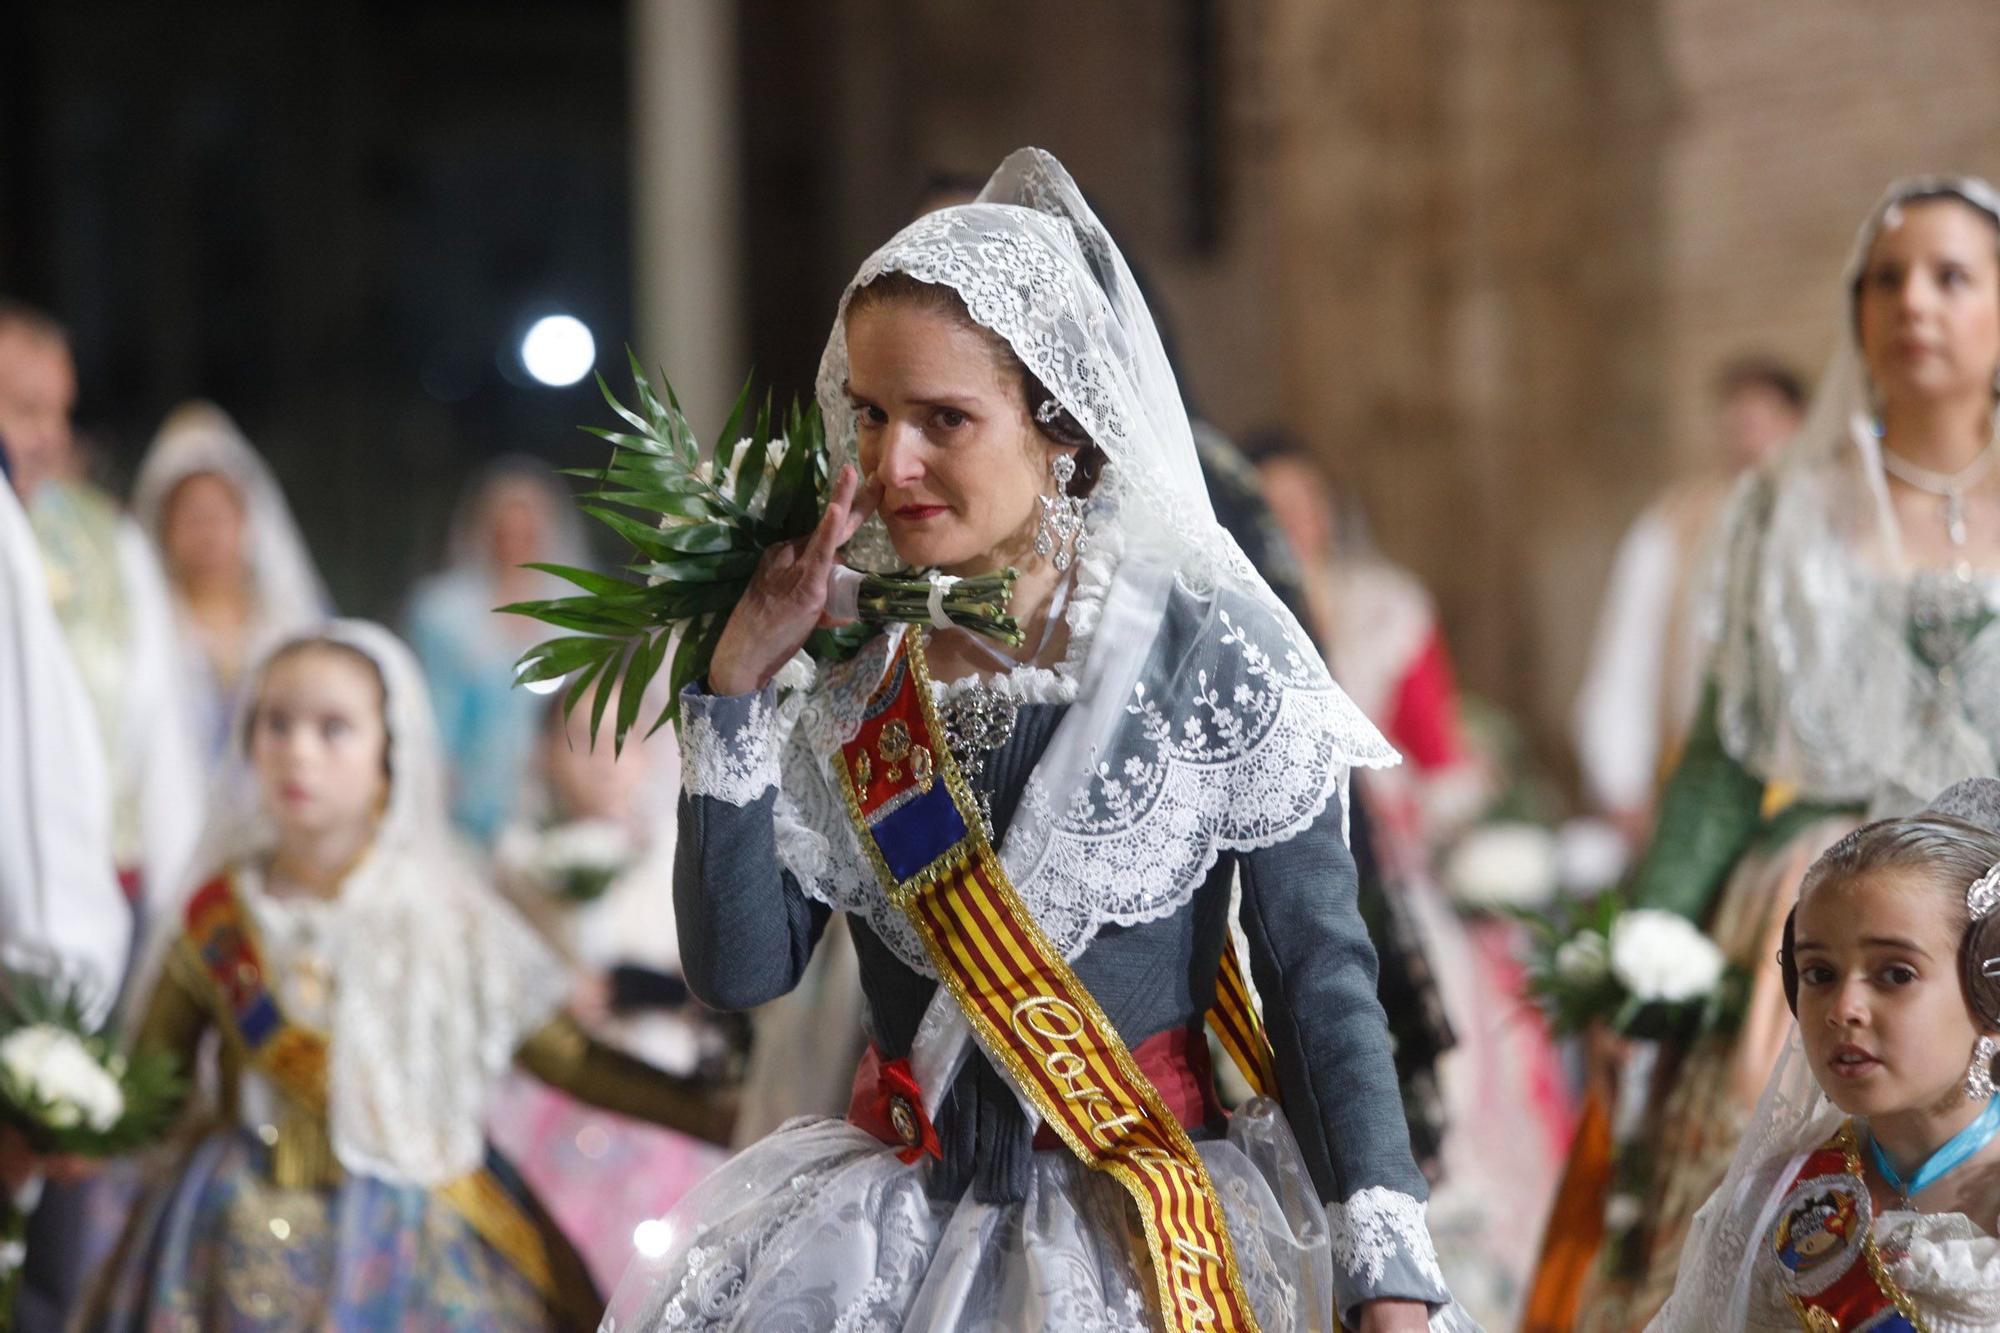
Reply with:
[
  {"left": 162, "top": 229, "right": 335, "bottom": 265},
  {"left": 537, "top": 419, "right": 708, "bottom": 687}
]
[
  {"left": 178, "top": 876, "right": 563, "bottom": 1305},
  {"left": 838, "top": 635, "right": 1262, "bottom": 1332}
]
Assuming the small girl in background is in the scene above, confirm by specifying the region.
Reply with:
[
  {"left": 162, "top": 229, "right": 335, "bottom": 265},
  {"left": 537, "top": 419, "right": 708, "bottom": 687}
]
[
  {"left": 1656, "top": 778, "right": 2000, "bottom": 1330},
  {"left": 80, "top": 621, "right": 725, "bottom": 1332},
  {"left": 487, "top": 692, "right": 738, "bottom": 1289}
]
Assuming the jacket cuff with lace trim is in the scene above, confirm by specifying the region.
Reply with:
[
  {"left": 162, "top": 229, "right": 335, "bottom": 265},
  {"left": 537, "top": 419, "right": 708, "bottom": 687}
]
[
  {"left": 678, "top": 682, "right": 781, "bottom": 806},
  {"left": 1326, "top": 1186, "right": 1451, "bottom": 1319}
]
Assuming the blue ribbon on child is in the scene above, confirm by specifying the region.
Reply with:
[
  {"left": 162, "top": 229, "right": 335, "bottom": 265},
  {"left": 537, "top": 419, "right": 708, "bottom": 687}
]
[{"left": 1866, "top": 1092, "right": 2000, "bottom": 1203}]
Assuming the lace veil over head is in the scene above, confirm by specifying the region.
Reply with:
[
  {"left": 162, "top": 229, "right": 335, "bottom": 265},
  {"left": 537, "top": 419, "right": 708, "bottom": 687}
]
[
  {"left": 151, "top": 619, "right": 568, "bottom": 1186},
  {"left": 750, "top": 148, "right": 1398, "bottom": 979},
  {"left": 1710, "top": 176, "right": 2000, "bottom": 813},
  {"left": 131, "top": 401, "right": 331, "bottom": 644}
]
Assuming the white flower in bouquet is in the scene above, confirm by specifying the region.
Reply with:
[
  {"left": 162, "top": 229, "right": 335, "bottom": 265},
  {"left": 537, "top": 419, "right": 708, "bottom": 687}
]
[
  {"left": 534, "top": 819, "right": 633, "bottom": 876},
  {"left": 1604, "top": 1193, "right": 1644, "bottom": 1231},
  {"left": 1554, "top": 929, "right": 1611, "bottom": 986},
  {"left": 1442, "top": 821, "right": 1559, "bottom": 909},
  {"left": 1609, "top": 908, "right": 1725, "bottom": 1005},
  {"left": 0, "top": 1024, "right": 124, "bottom": 1132},
  {"left": 717, "top": 436, "right": 788, "bottom": 516},
  {"left": 751, "top": 435, "right": 789, "bottom": 513},
  {"left": 772, "top": 650, "right": 816, "bottom": 693}
]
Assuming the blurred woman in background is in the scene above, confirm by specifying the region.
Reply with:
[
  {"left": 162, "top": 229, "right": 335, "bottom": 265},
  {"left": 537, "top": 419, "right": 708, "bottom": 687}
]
[
  {"left": 1549, "top": 175, "right": 2000, "bottom": 1331},
  {"left": 486, "top": 692, "right": 737, "bottom": 1290},
  {"left": 1255, "top": 435, "right": 1567, "bottom": 1329},
  {"left": 132, "top": 402, "right": 331, "bottom": 763},
  {"left": 406, "top": 456, "right": 586, "bottom": 844}
]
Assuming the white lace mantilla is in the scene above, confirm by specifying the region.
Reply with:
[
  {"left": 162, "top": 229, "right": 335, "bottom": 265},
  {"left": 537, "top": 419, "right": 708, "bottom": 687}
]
[
  {"left": 678, "top": 690, "right": 782, "bottom": 807},
  {"left": 760, "top": 536, "right": 1396, "bottom": 980},
  {"left": 674, "top": 147, "right": 1400, "bottom": 979}
]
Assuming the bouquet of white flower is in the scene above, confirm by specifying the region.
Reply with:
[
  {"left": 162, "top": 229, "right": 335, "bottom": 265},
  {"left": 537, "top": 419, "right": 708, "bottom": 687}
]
[
  {"left": 0, "top": 971, "right": 180, "bottom": 1157},
  {"left": 501, "top": 818, "right": 636, "bottom": 905},
  {"left": 506, "top": 359, "right": 1023, "bottom": 753},
  {"left": 0, "top": 969, "right": 183, "bottom": 1316},
  {"left": 1518, "top": 896, "right": 1739, "bottom": 1040}
]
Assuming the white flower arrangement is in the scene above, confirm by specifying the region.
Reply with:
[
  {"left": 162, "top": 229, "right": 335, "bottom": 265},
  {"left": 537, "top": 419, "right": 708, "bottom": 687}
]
[
  {"left": 1608, "top": 908, "right": 1726, "bottom": 1006},
  {"left": 0, "top": 1025, "right": 124, "bottom": 1133},
  {"left": 0, "top": 971, "right": 182, "bottom": 1321},
  {"left": 1553, "top": 929, "right": 1611, "bottom": 987},
  {"left": 1520, "top": 896, "right": 1741, "bottom": 1040}
]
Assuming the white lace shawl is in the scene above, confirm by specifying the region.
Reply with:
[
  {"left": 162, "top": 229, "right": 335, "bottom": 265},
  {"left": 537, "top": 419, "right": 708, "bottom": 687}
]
[
  {"left": 684, "top": 508, "right": 1397, "bottom": 979},
  {"left": 167, "top": 619, "right": 570, "bottom": 1187},
  {"left": 1709, "top": 176, "right": 2000, "bottom": 813}
]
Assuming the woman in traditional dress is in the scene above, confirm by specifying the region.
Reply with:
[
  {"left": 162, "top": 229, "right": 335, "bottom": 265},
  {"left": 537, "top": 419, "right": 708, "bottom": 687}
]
[
  {"left": 407, "top": 456, "right": 587, "bottom": 843},
  {"left": 80, "top": 622, "right": 725, "bottom": 1331},
  {"left": 601, "top": 149, "right": 1472, "bottom": 1333},
  {"left": 1557, "top": 175, "right": 2000, "bottom": 1330},
  {"left": 131, "top": 401, "right": 331, "bottom": 762},
  {"left": 487, "top": 693, "right": 736, "bottom": 1289}
]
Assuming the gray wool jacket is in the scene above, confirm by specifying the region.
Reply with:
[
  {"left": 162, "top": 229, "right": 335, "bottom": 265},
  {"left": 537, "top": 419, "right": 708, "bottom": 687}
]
[{"left": 675, "top": 608, "right": 1452, "bottom": 1316}]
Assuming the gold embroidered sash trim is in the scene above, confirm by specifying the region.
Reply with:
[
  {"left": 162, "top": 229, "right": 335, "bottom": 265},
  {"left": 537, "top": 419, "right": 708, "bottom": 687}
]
[
  {"left": 838, "top": 636, "right": 1262, "bottom": 1332},
  {"left": 179, "top": 874, "right": 559, "bottom": 1302}
]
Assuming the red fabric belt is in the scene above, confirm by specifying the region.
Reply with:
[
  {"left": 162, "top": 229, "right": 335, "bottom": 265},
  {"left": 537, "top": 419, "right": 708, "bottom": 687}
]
[{"left": 847, "top": 1024, "right": 1226, "bottom": 1152}]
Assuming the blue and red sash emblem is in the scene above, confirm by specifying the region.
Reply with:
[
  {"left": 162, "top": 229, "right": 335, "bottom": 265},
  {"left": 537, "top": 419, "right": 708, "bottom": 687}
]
[
  {"left": 1770, "top": 1122, "right": 1924, "bottom": 1331},
  {"left": 838, "top": 634, "right": 1267, "bottom": 1333},
  {"left": 183, "top": 877, "right": 328, "bottom": 1095}
]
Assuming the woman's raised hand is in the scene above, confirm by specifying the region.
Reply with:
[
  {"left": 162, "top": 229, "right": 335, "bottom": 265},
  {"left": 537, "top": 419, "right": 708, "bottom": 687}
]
[{"left": 707, "top": 465, "right": 881, "bottom": 697}]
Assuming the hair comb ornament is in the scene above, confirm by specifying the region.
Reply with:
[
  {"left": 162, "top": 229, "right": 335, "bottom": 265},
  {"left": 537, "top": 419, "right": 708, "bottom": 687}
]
[
  {"left": 1034, "top": 397, "right": 1064, "bottom": 426},
  {"left": 1969, "top": 861, "right": 2000, "bottom": 920}
]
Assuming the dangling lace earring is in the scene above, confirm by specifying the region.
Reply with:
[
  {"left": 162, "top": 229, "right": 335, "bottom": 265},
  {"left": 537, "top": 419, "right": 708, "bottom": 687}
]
[
  {"left": 1033, "top": 452, "right": 1088, "bottom": 572},
  {"left": 1967, "top": 1034, "right": 1999, "bottom": 1101}
]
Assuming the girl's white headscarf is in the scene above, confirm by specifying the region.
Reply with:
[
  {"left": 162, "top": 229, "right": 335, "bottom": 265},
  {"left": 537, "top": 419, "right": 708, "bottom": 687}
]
[{"left": 170, "top": 619, "right": 568, "bottom": 1186}]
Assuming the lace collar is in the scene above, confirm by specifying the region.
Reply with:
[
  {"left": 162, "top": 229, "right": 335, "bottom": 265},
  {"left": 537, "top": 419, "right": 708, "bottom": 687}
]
[{"left": 771, "top": 527, "right": 1397, "bottom": 979}]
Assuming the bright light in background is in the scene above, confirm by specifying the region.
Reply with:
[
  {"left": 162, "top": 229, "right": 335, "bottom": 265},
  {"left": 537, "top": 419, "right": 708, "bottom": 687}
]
[
  {"left": 632, "top": 1219, "right": 673, "bottom": 1259},
  {"left": 515, "top": 661, "right": 565, "bottom": 696},
  {"left": 520, "top": 313, "right": 596, "bottom": 387}
]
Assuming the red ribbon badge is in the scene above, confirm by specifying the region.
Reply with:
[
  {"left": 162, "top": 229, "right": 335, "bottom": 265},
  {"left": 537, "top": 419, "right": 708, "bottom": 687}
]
[{"left": 871, "top": 1058, "right": 941, "bottom": 1165}]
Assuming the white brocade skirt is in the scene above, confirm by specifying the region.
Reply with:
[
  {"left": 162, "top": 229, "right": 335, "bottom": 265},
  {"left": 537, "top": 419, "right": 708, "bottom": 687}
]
[{"left": 599, "top": 1098, "right": 1340, "bottom": 1332}]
